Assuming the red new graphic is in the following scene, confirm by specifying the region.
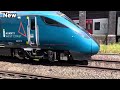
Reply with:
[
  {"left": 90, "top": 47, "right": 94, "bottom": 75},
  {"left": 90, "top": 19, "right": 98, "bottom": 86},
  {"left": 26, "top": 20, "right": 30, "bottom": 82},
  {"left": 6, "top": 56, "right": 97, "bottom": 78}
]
[{"left": 18, "top": 22, "right": 27, "bottom": 37}]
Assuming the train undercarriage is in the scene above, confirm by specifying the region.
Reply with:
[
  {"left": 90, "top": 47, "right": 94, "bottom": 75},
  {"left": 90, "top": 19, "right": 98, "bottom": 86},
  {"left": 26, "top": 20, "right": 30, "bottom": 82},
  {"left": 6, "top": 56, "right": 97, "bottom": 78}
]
[
  {"left": 10, "top": 48, "right": 73, "bottom": 62},
  {"left": 0, "top": 47, "right": 90, "bottom": 64},
  {"left": 0, "top": 47, "right": 88, "bottom": 65}
]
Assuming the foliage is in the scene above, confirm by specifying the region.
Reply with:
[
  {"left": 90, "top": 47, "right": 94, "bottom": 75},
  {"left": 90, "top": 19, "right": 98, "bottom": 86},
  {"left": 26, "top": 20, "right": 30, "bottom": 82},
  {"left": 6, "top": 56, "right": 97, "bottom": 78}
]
[{"left": 99, "top": 43, "right": 120, "bottom": 54}]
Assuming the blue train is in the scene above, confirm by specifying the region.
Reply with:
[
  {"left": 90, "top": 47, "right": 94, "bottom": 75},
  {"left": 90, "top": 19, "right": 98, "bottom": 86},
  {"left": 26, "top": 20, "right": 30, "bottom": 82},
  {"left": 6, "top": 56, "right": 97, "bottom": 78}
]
[{"left": 0, "top": 11, "right": 100, "bottom": 62}]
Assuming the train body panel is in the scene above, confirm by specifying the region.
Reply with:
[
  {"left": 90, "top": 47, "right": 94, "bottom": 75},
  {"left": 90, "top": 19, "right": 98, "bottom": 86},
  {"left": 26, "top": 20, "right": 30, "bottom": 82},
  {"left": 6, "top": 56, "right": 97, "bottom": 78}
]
[
  {"left": 72, "top": 18, "right": 108, "bottom": 35},
  {"left": 0, "top": 16, "right": 28, "bottom": 44},
  {"left": 92, "top": 18, "right": 108, "bottom": 35}
]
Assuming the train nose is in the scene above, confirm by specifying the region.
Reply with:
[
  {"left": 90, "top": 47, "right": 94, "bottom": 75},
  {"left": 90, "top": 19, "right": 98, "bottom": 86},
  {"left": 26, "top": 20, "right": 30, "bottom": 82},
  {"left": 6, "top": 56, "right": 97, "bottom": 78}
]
[{"left": 91, "top": 41, "right": 100, "bottom": 55}]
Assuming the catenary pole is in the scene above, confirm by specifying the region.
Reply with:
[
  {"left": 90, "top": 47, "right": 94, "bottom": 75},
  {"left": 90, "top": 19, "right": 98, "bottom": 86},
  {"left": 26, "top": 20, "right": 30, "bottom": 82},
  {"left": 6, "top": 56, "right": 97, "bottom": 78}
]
[{"left": 106, "top": 11, "right": 116, "bottom": 45}]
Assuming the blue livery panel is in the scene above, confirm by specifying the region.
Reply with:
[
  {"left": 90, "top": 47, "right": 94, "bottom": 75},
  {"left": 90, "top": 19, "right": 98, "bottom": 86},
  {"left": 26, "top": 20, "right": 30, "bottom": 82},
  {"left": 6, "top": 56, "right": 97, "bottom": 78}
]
[
  {"left": 0, "top": 16, "right": 28, "bottom": 45},
  {"left": 0, "top": 11, "right": 100, "bottom": 55}
]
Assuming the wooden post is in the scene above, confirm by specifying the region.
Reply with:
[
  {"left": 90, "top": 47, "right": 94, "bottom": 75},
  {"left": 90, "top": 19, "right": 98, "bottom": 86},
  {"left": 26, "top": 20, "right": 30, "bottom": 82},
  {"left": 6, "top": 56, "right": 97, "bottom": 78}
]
[{"left": 79, "top": 11, "right": 86, "bottom": 29}]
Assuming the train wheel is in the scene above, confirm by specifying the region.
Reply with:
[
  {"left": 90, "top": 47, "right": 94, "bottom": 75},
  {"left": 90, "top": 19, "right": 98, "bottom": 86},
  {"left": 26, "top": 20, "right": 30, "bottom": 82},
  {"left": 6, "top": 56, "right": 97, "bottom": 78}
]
[
  {"left": 65, "top": 51, "right": 74, "bottom": 63},
  {"left": 67, "top": 54, "right": 74, "bottom": 63},
  {"left": 56, "top": 52, "right": 60, "bottom": 61},
  {"left": 48, "top": 50, "right": 54, "bottom": 63},
  {"left": 80, "top": 60, "right": 88, "bottom": 65},
  {"left": 23, "top": 51, "right": 33, "bottom": 61},
  {"left": 11, "top": 48, "right": 15, "bottom": 58},
  {"left": 11, "top": 49, "right": 24, "bottom": 60}
]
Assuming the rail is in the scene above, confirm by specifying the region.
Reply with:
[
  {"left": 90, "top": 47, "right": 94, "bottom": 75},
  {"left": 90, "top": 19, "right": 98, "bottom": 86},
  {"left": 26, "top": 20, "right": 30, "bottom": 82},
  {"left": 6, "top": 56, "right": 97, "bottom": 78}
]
[{"left": 0, "top": 70, "right": 60, "bottom": 79}]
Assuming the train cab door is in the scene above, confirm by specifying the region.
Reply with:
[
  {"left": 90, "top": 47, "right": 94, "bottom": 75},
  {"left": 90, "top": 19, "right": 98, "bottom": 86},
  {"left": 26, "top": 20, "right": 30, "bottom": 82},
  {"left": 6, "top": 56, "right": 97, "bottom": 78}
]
[
  {"left": 0, "top": 18, "right": 3, "bottom": 45},
  {"left": 27, "top": 16, "right": 39, "bottom": 47},
  {"left": 86, "top": 19, "right": 93, "bottom": 34}
]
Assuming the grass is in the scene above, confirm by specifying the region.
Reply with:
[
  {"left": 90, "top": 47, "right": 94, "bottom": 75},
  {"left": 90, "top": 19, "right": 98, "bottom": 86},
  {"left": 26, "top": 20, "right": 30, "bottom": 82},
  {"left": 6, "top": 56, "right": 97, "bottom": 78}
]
[{"left": 99, "top": 43, "right": 120, "bottom": 54}]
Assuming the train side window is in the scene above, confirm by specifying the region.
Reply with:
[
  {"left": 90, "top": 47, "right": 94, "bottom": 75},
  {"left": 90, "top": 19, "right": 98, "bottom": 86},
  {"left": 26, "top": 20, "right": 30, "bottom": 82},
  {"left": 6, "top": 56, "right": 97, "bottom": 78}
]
[
  {"left": 95, "top": 22, "right": 100, "bottom": 30},
  {"left": 31, "top": 19, "right": 35, "bottom": 30},
  {"left": 41, "top": 16, "right": 67, "bottom": 28}
]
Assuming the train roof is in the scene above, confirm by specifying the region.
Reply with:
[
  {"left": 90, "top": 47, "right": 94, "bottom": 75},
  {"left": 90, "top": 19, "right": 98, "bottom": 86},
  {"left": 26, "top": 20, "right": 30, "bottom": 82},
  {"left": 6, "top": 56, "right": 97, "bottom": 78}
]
[{"left": 0, "top": 11, "right": 61, "bottom": 17}]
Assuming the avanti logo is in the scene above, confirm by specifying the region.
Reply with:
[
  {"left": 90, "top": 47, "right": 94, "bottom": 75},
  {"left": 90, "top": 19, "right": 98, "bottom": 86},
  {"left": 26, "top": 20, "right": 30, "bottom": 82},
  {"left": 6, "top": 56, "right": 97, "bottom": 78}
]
[{"left": 2, "top": 12, "right": 17, "bottom": 18}]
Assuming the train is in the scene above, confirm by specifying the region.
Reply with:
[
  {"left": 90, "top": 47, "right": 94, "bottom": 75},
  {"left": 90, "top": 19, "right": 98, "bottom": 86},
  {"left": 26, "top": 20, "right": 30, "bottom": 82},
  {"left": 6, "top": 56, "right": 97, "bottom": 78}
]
[
  {"left": 72, "top": 17, "right": 108, "bottom": 35},
  {"left": 72, "top": 17, "right": 120, "bottom": 42},
  {"left": 0, "top": 11, "right": 100, "bottom": 63}
]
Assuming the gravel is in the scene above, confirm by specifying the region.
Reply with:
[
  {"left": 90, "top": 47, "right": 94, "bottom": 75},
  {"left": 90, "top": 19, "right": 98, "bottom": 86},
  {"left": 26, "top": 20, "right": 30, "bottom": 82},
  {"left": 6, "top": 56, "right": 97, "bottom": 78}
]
[
  {"left": 91, "top": 55, "right": 120, "bottom": 61},
  {"left": 0, "top": 55, "right": 120, "bottom": 79}
]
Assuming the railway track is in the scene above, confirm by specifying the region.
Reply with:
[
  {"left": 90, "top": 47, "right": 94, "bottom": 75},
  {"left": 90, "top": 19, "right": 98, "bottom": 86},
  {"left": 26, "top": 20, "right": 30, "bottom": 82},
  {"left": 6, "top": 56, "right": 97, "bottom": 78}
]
[
  {"left": 0, "top": 54, "right": 120, "bottom": 79},
  {"left": 1, "top": 55, "right": 120, "bottom": 71},
  {"left": 44, "top": 59, "right": 120, "bottom": 71},
  {"left": 0, "top": 70, "right": 60, "bottom": 79},
  {"left": 74, "top": 59, "right": 120, "bottom": 71}
]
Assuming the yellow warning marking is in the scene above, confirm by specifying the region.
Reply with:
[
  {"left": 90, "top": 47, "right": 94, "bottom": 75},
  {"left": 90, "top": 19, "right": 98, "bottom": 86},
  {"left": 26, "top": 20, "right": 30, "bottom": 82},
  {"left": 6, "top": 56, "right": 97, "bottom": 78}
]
[
  {"left": 27, "top": 16, "right": 29, "bottom": 19},
  {"left": 33, "top": 59, "right": 39, "bottom": 61},
  {"left": 26, "top": 41, "right": 28, "bottom": 45}
]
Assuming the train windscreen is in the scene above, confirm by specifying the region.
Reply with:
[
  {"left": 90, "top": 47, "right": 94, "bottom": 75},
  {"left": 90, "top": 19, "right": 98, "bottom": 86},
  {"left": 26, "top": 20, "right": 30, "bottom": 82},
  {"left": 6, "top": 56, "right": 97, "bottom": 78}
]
[
  {"left": 57, "top": 12, "right": 80, "bottom": 28},
  {"left": 57, "top": 12, "right": 91, "bottom": 35}
]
